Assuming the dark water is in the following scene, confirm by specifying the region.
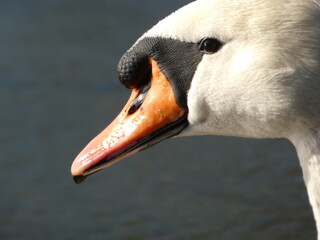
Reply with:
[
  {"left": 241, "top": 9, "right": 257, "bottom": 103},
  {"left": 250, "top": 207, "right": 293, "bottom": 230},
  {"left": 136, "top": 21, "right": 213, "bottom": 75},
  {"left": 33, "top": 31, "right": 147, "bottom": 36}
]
[{"left": 0, "top": 0, "right": 316, "bottom": 239}]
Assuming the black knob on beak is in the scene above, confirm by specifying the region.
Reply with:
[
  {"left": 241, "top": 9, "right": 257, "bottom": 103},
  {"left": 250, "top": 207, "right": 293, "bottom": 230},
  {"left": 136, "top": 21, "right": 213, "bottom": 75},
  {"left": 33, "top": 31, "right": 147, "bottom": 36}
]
[{"left": 117, "top": 51, "right": 151, "bottom": 89}]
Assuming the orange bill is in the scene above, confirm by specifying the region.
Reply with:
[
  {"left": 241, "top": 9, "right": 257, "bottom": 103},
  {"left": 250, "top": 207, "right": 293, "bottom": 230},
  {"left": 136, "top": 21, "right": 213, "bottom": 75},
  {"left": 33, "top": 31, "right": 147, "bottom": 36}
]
[{"left": 71, "top": 59, "right": 188, "bottom": 183}]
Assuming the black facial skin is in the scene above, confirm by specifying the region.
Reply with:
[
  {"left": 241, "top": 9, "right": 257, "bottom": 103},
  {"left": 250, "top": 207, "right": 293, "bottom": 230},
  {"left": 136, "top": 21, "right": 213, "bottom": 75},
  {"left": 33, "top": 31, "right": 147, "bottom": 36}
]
[{"left": 117, "top": 37, "right": 206, "bottom": 110}]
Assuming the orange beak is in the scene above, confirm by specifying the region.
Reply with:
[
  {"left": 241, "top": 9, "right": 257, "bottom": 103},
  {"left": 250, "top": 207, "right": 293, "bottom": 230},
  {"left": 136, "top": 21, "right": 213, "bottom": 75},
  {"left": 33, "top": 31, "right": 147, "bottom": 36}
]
[{"left": 71, "top": 59, "right": 188, "bottom": 183}]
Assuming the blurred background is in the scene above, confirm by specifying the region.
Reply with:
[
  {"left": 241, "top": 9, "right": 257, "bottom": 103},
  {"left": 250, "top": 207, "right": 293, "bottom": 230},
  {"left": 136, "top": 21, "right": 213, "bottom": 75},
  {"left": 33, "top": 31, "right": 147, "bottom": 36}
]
[{"left": 0, "top": 0, "right": 316, "bottom": 239}]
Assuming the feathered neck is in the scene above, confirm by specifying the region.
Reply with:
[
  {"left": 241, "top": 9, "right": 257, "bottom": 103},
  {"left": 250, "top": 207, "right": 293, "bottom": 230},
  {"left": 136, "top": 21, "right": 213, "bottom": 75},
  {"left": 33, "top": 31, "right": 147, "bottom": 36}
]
[{"left": 291, "top": 131, "right": 320, "bottom": 239}]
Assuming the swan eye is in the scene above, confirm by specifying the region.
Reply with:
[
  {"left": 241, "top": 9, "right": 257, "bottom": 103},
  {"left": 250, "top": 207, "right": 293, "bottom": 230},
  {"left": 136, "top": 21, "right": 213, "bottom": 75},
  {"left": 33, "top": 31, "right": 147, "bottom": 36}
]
[{"left": 199, "top": 38, "right": 222, "bottom": 54}]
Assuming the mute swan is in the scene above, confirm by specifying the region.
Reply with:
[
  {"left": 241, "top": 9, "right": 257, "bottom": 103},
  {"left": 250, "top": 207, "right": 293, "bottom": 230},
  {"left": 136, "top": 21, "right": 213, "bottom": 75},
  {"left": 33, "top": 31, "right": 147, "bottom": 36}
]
[{"left": 71, "top": 0, "right": 320, "bottom": 237}]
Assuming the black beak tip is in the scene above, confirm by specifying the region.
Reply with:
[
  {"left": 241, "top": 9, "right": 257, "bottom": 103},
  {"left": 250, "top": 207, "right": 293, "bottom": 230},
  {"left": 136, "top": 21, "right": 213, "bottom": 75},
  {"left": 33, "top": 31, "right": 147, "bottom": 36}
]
[{"left": 73, "top": 175, "right": 87, "bottom": 184}]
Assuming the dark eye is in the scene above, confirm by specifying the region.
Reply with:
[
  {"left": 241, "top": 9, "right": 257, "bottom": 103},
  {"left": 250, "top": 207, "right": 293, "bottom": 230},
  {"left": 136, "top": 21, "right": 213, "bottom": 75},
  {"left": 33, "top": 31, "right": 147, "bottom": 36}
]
[{"left": 199, "top": 38, "right": 223, "bottom": 54}]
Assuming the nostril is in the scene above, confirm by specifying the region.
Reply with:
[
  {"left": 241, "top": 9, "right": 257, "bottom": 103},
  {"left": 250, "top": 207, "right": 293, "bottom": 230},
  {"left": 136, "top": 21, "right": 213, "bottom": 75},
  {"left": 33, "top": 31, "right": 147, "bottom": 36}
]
[
  {"left": 127, "top": 91, "right": 148, "bottom": 115},
  {"left": 128, "top": 101, "right": 142, "bottom": 115}
]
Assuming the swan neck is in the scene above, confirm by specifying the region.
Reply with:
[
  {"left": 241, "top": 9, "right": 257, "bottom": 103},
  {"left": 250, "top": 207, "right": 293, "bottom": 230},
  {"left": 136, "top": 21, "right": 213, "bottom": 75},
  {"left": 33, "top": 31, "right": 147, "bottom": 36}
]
[{"left": 291, "top": 132, "right": 320, "bottom": 238}]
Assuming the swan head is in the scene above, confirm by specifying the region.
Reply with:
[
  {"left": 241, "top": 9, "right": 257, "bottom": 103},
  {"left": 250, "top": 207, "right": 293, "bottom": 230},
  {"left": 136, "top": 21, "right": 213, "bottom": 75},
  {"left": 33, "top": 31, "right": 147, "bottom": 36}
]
[{"left": 71, "top": 0, "right": 320, "bottom": 182}]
